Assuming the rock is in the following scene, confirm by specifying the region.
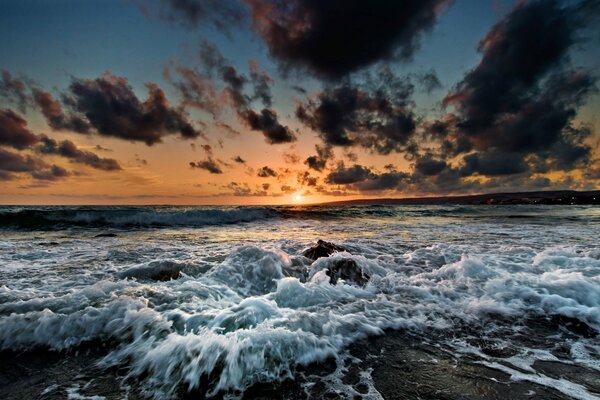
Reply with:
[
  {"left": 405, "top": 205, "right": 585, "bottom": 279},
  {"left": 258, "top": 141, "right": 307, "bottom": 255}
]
[
  {"left": 94, "top": 233, "right": 118, "bottom": 238},
  {"left": 326, "top": 259, "right": 370, "bottom": 286},
  {"left": 118, "top": 261, "right": 182, "bottom": 281},
  {"left": 38, "top": 241, "right": 60, "bottom": 246},
  {"left": 302, "top": 239, "right": 347, "bottom": 261}
]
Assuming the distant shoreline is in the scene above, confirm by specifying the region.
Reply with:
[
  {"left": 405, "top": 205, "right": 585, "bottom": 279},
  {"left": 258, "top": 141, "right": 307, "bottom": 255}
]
[{"left": 316, "top": 190, "right": 600, "bottom": 206}]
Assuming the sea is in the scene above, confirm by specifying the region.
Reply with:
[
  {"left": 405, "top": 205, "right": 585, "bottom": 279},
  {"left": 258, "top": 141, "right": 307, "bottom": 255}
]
[{"left": 0, "top": 205, "right": 599, "bottom": 399}]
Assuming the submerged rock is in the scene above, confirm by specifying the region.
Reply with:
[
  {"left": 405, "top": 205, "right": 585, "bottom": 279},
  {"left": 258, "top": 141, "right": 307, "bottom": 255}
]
[
  {"left": 326, "top": 259, "right": 370, "bottom": 286},
  {"left": 118, "top": 260, "right": 182, "bottom": 281},
  {"left": 303, "top": 239, "right": 347, "bottom": 261},
  {"left": 94, "top": 233, "right": 118, "bottom": 238}
]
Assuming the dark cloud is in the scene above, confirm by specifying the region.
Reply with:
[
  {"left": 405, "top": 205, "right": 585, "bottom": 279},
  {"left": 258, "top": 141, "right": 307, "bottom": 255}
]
[
  {"left": 296, "top": 68, "right": 416, "bottom": 154},
  {"left": 189, "top": 41, "right": 295, "bottom": 144},
  {"left": 304, "top": 144, "right": 332, "bottom": 171},
  {"left": 290, "top": 85, "right": 307, "bottom": 95},
  {"left": 241, "top": 108, "right": 297, "bottom": 144},
  {"left": 37, "top": 135, "right": 121, "bottom": 171},
  {"left": 0, "top": 147, "right": 68, "bottom": 181},
  {"left": 325, "top": 164, "right": 373, "bottom": 184},
  {"left": 0, "top": 108, "right": 39, "bottom": 150},
  {"left": 32, "top": 89, "right": 92, "bottom": 133},
  {"left": 36, "top": 73, "right": 202, "bottom": 145},
  {"left": 0, "top": 70, "right": 29, "bottom": 113},
  {"left": 354, "top": 171, "right": 410, "bottom": 191},
  {"left": 166, "top": 66, "right": 220, "bottom": 117},
  {"left": 156, "top": 0, "right": 245, "bottom": 32},
  {"left": 416, "top": 70, "right": 442, "bottom": 93},
  {"left": 233, "top": 155, "right": 246, "bottom": 164},
  {"left": 283, "top": 151, "right": 300, "bottom": 164},
  {"left": 249, "top": 60, "right": 273, "bottom": 107},
  {"left": 244, "top": 0, "right": 451, "bottom": 79},
  {"left": 223, "top": 181, "right": 272, "bottom": 196},
  {"left": 30, "top": 164, "right": 70, "bottom": 181},
  {"left": 414, "top": 155, "right": 447, "bottom": 176},
  {"left": 459, "top": 151, "right": 529, "bottom": 177},
  {"left": 443, "top": 0, "right": 598, "bottom": 171},
  {"left": 298, "top": 171, "right": 318, "bottom": 186},
  {"left": 190, "top": 159, "right": 223, "bottom": 174},
  {"left": 257, "top": 165, "right": 277, "bottom": 177}
]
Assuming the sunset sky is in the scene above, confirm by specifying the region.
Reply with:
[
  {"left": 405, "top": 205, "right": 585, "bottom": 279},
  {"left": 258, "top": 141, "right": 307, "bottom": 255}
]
[{"left": 1, "top": 0, "right": 599, "bottom": 205}]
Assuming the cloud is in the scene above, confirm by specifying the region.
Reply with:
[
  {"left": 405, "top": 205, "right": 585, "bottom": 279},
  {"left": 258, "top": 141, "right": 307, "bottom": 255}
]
[
  {"left": 416, "top": 70, "right": 442, "bottom": 93},
  {"left": 304, "top": 144, "right": 333, "bottom": 171},
  {"left": 232, "top": 155, "right": 246, "bottom": 164},
  {"left": 353, "top": 171, "right": 410, "bottom": 191},
  {"left": 36, "top": 135, "right": 121, "bottom": 171},
  {"left": 325, "top": 164, "right": 373, "bottom": 184},
  {"left": 166, "top": 66, "right": 220, "bottom": 117},
  {"left": 244, "top": 0, "right": 451, "bottom": 79},
  {"left": 36, "top": 73, "right": 202, "bottom": 145},
  {"left": 146, "top": 0, "right": 246, "bottom": 33},
  {"left": 257, "top": 165, "right": 277, "bottom": 177},
  {"left": 32, "top": 89, "right": 91, "bottom": 133},
  {"left": 0, "top": 147, "right": 68, "bottom": 181},
  {"left": 296, "top": 68, "right": 417, "bottom": 154},
  {"left": 249, "top": 60, "right": 273, "bottom": 107},
  {"left": 0, "top": 70, "right": 29, "bottom": 113},
  {"left": 0, "top": 108, "right": 39, "bottom": 150},
  {"left": 298, "top": 171, "right": 318, "bottom": 186},
  {"left": 459, "top": 150, "right": 528, "bottom": 176},
  {"left": 174, "top": 41, "right": 295, "bottom": 145},
  {"left": 190, "top": 158, "right": 223, "bottom": 174},
  {"left": 443, "top": 0, "right": 598, "bottom": 171},
  {"left": 414, "top": 155, "right": 447, "bottom": 176},
  {"left": 241, "top": 108, "right": 297, "bottom": 144}
]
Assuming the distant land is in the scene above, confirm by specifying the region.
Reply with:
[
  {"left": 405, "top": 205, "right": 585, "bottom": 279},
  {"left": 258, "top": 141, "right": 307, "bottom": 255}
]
[{"left": 318, "top": 190, "right": 600, "bottom": 206}]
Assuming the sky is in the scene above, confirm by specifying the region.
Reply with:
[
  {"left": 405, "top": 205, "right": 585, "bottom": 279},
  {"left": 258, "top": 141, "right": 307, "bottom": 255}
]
[{"left": 0, "top": 0, "right": 599, "bottom": 205}]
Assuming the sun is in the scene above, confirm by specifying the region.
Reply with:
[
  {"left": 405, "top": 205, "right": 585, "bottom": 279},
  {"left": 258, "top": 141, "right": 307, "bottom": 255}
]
[{"left": 294, "top": 193, "right": 303, "bottom": 203}]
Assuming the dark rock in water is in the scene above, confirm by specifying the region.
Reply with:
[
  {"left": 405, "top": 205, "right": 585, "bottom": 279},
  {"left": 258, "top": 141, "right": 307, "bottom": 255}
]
[
  {"left": 94, "top": 233, "right": 118, "bottom": 238},
  {"left": 118, "top": 261, "right": 182, "bottom": 281},
  {"left": 551, "top": 315, "right": 598, "bottom": 338},
  {"left": 326, "top": 259, "right": 370, "bottom": 286},
  {"left": 303, "top": 239, "right": 347, "bottom": 261},
  {"left": 283, "top": 257, "right": 311, "bottom": 282},
  {"left": 38, "top": 241, "right": 60, "bottom": 246}
]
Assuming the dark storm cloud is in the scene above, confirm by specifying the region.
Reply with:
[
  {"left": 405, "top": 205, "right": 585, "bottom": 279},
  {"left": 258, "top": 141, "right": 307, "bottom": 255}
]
[
  {"left": 414, "top": 155, "right": 447, "bottom": 176},
  {"left": 325, "top": 164, "right": 373, "bottom": 185},
  {"left": 353, "top": 171, "right": 410, "bottom": 191},
  {"left": 190, "top": 159, "right": 223, "bottom": 174},
  {"left": 244, "top": 0, "right": 451, "bottom": 79},
  {"left": 241, "top": 109, "right": 296, "bottom": 144},
  {"left": 443, "top": 0, "right": 599, "bottom": 171},
  {"left": 184, "top": 41, "right": 296, "bottom": 144},
  {"left": 0, "top": 108, "right": 39, "bottom": 150},
  {"left": 37, "top": 135, "right": 121, "bottom": 171},
  {"left": 416, "top": 70, "right": 442, "bottom": 93},
  {"left": 249, "top": 60, "right": 273, "bottom": 107},
  {"left": 166, "top": 66, "right": 220, "bottom": 117},
  {"left": 459, "top": 151, "right": 529, "bottom": 177},
  {"left": 0, "top": 70, "right": 29, "bottom": 113},
  {"left": 298, "top": 171, "right": 318, "bottom": 186},
  {"left": 0, "top": 147, "right": 68, "bottom": 181},
  {"left": 32, "top": 89, "right": 92, "bottom": 133},
  {"left": 304, "top": 144, "right": 333, "bottom": 171},
  {"left": 36, "top": 73, "right": 202, "bottom": 145},
  {"left": 156, "top": 0, "right": 245, "bottom": 32},
  {"left": 296, "top": 69, "right": 416, "bottom": 154},
  {"left": 257, "top": 165, "right": 277, "bottom": 177}
]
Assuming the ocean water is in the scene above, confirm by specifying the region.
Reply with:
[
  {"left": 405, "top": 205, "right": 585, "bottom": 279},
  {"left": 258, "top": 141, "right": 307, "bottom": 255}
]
[{"left": 0, "top": 205, "right": 599, "bottom": 399}]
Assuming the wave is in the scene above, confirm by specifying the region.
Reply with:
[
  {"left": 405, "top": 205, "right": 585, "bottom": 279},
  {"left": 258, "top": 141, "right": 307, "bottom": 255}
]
[{"left": 0, "top": 206, "right": 279, "bottom": 229}]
